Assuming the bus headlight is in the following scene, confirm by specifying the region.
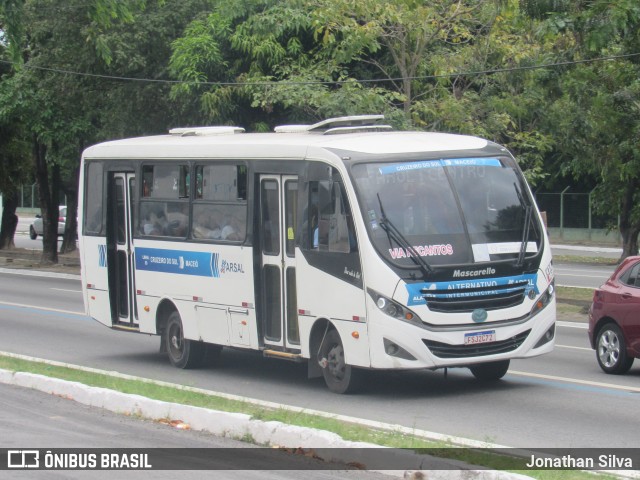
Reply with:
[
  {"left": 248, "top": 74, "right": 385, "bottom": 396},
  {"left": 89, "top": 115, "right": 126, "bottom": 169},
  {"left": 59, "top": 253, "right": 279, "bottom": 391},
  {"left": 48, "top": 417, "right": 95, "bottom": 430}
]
[
  {"left": 529, "top": 280, "right": 555, "bottom": 318},
  {"left": 368, "top": 289, "right": 421, "bottom": 324}
]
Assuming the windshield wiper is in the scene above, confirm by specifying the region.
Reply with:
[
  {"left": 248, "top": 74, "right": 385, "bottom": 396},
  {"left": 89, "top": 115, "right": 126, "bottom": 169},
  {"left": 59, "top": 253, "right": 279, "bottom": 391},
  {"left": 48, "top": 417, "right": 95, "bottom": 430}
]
[
  {"left": 377, "top": 194, "right": 433, "bottom": 276},
  {"left": 516, "top": 205, "right": 533, "bottom": 267},
  {"left": 513, "top": 182, "right": 533, "bottom": 268}
]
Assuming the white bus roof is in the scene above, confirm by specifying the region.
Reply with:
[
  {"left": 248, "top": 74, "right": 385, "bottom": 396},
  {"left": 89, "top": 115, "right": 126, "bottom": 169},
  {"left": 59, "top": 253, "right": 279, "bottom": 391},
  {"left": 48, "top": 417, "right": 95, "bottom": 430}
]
[
  {"left": 83, "top": 130, "right": 490, "bottom": 159},
  {"left": 83, "top": 114, "right": 492, "bottom": 160}
]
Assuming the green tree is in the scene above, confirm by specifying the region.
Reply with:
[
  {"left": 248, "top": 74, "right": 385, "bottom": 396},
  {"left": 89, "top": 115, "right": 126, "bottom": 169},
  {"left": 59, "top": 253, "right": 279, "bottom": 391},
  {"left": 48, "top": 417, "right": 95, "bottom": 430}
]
[
  {"left": 534, "top": 0, "right": 640, "bottom": 259},
  {"left": 411, "top": 1, "right": 558, "bottom": 185},
  {"left": 0, "top": 0, "right": 146, "bottom": 262},
  {"left": 308, "top": 0, "right": 495, "bottom": 120},
  {"left": 94, "top": 0, "right": 215, "bottom": 137},
  {"left": 0, "top": 121, "right": 31, "bottom": 249},
  {"left": 170, "top": 1, "right": 502, "bottom": 128},
  {"left": 0, "top": 0, "right": 211, "bottom": 261},
  {"left": 0, "top": 32, "right": 30, "bottom": 248}
]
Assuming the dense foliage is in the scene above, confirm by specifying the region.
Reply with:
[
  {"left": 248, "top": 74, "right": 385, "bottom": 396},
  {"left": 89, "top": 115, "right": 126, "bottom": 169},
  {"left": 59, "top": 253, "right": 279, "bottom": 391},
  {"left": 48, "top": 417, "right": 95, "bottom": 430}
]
[{"left": 1, "top": 0, "right": 639, "bottom": 260}]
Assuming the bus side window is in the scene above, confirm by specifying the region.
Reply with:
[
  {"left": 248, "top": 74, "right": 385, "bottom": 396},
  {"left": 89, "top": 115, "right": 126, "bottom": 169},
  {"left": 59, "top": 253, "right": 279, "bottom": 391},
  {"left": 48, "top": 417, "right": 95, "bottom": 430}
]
[
  {"left": 308, "top": 176, "right": 357, "bottom": 254},
  {"left": 139, "top": 164, "right": 189, "bottom": 238},
  {"left": 84, "top": 161, "right": 104, "bottom": 235},
  {"left": 191, "top": 164, "right": 248, "bottom": 243}
]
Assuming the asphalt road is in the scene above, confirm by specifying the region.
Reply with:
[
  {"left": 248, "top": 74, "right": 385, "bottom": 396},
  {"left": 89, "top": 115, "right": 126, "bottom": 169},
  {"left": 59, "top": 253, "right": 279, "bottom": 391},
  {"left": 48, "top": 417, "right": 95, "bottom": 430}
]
[
  {"left": 553, "top": 262, "right": 616, "bottom": 289},
  {"left": 0, "top": 270, "right": 638, "bottom": 450}
]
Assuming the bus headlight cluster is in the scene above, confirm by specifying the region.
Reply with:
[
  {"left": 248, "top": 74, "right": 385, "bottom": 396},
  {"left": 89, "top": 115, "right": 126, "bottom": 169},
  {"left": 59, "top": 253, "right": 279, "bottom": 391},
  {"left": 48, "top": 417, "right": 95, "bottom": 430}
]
[
  {"left": 368, "top": 289, "right": 420, "bottom": 324},
  {"left": 529, "top": 280, "right": 555, "bottom": 318}
]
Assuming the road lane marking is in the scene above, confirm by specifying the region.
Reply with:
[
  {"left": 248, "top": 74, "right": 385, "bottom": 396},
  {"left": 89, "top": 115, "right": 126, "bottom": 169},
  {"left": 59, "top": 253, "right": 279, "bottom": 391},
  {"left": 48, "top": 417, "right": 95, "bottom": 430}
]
[
  {"left": 555, "top": 266, "right": 614, "bottom": 272},
  {"left": 557, "top": 321, "right": 588, "bottom": 329},
  {"left": 556, "top": 283, "right": 595, "bottom": 289},
  {"left": 0, "top": 300, "right": 85, "bottom": 317},
  {"left": 555, "top": 344, "right": 591, "bottom": 352},
  {"left": 556, "top": 269, "right": 611, "bottom": 275},
  {"left": 509, "top": 370, "right": 640, "bottom": 393}
]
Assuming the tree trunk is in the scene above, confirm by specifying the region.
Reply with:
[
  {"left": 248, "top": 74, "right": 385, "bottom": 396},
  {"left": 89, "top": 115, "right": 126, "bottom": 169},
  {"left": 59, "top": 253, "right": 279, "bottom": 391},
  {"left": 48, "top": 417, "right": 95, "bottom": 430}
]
[
  {"left": 617, "top": 181, "right": 639, "bottom": 262},
  {"left": 60, "top": 183, "right": 78, "bottom": 254},
  {"left": 619, "top": 227, "right": 639, "bottom": 263},
  {"left": 33, "top": 139, "right": 59, "bottom": 265},
  {"left": 403, "top": 77, "right": 412, "bottom": 124},
  {"left": 60, "top": 142, "right": 82, "bottom": 254},
  {"left": 0, "top": 193, "right": 19, "bottom": 249}
]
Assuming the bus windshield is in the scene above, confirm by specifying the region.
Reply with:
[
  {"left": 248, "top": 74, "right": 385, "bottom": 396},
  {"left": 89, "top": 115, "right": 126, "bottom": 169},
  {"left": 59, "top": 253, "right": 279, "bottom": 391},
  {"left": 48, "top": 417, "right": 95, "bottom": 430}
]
[{"left": 351, "top": 157, "right": 541, "bottom": 268}]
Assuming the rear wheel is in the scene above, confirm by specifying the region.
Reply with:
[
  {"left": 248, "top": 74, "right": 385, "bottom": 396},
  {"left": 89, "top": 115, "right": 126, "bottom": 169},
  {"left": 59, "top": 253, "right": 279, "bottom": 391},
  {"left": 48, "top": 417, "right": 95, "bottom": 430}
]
[
  {"left": 29, "top": 225, "right": 37, "bottom": 240},
  {"left": 320, "top": 329, "right": 361, "bottom": 394},
  {"left": 469, "top": 360, "right": 510, "bottom": 381},
  {"left": 165, "top": 311, "right": 205, "bottom": 369},
  {"left": 596, "top": 323, "right": 634, "bottom": 374}
]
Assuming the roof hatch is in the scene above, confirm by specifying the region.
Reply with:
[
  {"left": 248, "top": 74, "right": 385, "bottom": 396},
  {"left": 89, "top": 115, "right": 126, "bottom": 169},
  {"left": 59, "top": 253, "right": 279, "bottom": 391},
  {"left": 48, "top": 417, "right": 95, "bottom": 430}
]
[
  {"left": 274, "top": 114, "right": 392, "bottom": 134},
  {"left": 169, "top": 126, "right": 245, "bottom": 136}
]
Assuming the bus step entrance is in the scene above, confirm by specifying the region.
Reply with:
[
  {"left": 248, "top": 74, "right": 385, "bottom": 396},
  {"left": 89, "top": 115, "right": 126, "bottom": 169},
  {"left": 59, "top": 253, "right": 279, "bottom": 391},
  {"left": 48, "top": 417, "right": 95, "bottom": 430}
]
[
  {"left": 112, "top": 322, "right": 140, "bottom": 332},
  {"left": 263, "top": 349, "right": 304, "bottom": 362}
]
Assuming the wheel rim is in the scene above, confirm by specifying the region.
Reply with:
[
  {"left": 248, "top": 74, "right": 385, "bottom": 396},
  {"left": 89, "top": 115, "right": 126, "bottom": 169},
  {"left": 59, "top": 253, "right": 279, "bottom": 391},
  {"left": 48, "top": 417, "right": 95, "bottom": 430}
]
[
  {"left": 326, "top": 343, "right": 346, "bottom": 381},
  {"left": 598, "top": 329, "right": 621, "bottom": 368},
  {"left": 168, "top": 322, "right": 184, "bottom": 360}
]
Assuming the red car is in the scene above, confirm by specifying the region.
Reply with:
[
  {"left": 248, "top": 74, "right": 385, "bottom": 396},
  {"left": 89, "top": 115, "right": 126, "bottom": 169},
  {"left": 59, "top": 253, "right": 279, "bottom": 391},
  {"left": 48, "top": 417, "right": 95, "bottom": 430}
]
[{"left": 589, "top": 256, "right": 640, "bottom": 374}]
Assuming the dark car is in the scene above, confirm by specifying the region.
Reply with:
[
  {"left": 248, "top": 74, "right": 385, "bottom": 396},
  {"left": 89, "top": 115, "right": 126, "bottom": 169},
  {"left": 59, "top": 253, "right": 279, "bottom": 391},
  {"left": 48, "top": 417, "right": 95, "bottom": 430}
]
[{"left": 588, "top": 256, "right": 640, "bottom": 374}]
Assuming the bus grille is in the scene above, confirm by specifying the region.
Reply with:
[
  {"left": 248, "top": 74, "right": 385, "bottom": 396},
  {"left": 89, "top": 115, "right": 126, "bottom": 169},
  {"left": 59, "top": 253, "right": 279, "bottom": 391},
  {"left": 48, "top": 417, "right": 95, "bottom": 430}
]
[
  {"left": 421, "top": 280, "right": 528, "bottom": 313},
  {"left": 423, "top": 330, "right": 530, "bottom": 359}
]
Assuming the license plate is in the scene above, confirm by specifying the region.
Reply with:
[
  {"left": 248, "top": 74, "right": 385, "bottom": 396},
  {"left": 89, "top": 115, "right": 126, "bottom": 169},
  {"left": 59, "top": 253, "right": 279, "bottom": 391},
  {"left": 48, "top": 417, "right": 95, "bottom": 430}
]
[{"left": 464, "top": 330, "right": 496, "bottom": 345}]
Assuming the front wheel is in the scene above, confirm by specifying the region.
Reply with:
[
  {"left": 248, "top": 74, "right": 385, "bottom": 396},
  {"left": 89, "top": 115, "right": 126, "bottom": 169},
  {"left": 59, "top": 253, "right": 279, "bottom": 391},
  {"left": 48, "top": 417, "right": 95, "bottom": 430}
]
[
  {"left": 469, "top": 360, "right": 510, "bottom": 381},
  {"left": 165, "top": 311, "right": 205, "bottom": 369},
  {"left": 596, "top": 323, "right": 634, "bottom": 374},
  {"left": 29, "top": 225, "right": 37, "bottom": 240},
  {"left": 320, "top": 329, "right": 361, "bottom": 394}
]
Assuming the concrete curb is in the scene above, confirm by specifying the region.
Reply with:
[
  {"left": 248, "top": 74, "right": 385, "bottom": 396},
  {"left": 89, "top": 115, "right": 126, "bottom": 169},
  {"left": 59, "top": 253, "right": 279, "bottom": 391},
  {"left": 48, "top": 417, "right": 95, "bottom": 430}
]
[
  {"left": 0, "top": 266, "right": 80, "bottom": 280},
  {"left": 0, "top": 367, "right": 531, "bottom": 479}
]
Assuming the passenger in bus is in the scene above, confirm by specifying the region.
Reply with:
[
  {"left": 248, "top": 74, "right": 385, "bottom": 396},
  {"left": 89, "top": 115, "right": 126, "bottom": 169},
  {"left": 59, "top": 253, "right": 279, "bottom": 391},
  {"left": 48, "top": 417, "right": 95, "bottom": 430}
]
[
  {"left": 193, "top": 210, "right": 220, "bottom": 238},
  {"left": 193, "top": 209, "right": 223, "bottom": 239},
  {"left": 309, "top": 205, "right": 319, "bottom": 248},
  {"left": 163, "top": 204, "right": 188, "bottom": 237},
  {"left": 143, "top": 208, "right": 168, "bottom": 236},
  {"left": 221, "top": 213, "right": 245, "bottom": 240}
]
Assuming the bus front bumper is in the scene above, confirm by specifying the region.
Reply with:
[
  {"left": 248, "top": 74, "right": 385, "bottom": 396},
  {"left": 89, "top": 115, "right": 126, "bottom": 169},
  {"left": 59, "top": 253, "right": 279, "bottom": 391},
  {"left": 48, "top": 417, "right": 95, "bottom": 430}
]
[{"left": 367, "top": 299, "right": 556, "bottom": 371}]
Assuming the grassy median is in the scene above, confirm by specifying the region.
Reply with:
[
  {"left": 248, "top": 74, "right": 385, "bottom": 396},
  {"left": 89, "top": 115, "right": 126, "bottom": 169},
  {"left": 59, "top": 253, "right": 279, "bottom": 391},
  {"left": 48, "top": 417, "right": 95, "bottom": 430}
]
[{"left": 0, "top": 354, "right": 620, "bottom": 479}]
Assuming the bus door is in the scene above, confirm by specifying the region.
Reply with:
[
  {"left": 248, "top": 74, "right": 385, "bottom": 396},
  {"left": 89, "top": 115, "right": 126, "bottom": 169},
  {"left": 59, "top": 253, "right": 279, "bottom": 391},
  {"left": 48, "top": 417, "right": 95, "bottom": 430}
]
[
  {"left": 107, "top": 172, "right": 138, "bottom": 328},
  {"left": 259, "top": 175, "right": 300, "bottom": 351}
]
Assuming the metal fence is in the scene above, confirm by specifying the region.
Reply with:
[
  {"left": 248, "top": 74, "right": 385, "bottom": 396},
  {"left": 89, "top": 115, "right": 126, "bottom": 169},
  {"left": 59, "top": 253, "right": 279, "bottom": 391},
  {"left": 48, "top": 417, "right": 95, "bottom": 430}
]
[
  {"left": 534, "top": 189, "right": 617, "bottom": 230},
  {"left": 17, "top": 184, "right": 66, "bottom": 210},
  {"left": 20, "top": 183, "right": 39, "bottom": 209},
  {"left": 534, "top": 189, "right": 621, "bottom": 245}
]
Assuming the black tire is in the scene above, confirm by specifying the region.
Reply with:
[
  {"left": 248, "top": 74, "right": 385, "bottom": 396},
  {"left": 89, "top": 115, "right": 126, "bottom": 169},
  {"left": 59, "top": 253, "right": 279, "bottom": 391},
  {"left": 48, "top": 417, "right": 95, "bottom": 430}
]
[
  {"left": 29, "top": 225, "right": 37, "bottom": 240},
  {"left": 165, "top": 311, "right": 205, "bottom": 369},
  {"left": 469, "top": 359, "right": 510, "bottom": 381},
  {"left": 320, "top": 329, "right": 361, "bottom": 394},
  {"left": 596, "top": 323, "right": 634, "bottom": 374}
]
